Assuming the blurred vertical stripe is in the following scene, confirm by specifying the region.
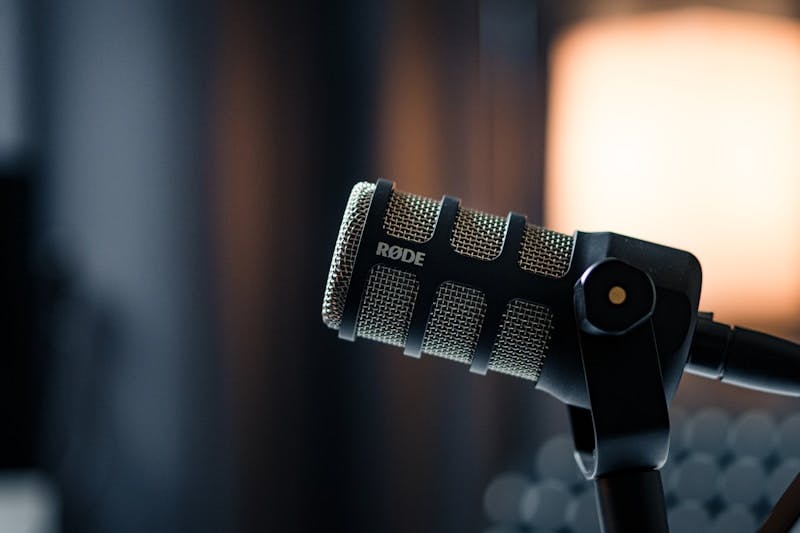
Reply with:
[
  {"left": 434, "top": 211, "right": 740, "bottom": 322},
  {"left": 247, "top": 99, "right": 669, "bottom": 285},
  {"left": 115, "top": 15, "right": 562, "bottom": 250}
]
[
  {"left": 38, "top": 0, "right": 230, "bottom": 531},
  {"left": 214, "top": 1, "right": 563, "bottom": 531}
]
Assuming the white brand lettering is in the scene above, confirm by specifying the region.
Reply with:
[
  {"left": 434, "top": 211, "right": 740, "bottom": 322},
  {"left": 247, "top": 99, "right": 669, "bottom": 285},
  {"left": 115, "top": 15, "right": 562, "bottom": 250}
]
[{"left": 375, "top": 241, "right": 425, "bottom": 266}]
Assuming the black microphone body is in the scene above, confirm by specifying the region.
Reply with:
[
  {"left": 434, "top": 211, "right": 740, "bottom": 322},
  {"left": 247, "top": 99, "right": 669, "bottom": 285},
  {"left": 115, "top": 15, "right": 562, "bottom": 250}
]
[{"left": 322, "top": 179, "right": 702, "bottom": 408}]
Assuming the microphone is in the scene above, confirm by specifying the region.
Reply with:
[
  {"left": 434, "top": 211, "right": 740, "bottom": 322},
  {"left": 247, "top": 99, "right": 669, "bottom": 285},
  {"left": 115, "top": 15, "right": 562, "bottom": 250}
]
[
  {"left": 322, "top": 179, "right": 800, "bottom": 406},
  {"left": 323, "top": 181, "right": 574, "bottom": 378},
  {"left": 322, "top": 179, "right": 703, "bottom": 408}
]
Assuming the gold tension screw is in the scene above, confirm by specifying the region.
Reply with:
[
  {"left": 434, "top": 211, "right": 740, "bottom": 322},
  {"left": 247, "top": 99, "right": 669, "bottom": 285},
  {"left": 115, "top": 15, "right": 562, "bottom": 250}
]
[{"left": 608, "top": 286, "right": 627, "bottom": 305}]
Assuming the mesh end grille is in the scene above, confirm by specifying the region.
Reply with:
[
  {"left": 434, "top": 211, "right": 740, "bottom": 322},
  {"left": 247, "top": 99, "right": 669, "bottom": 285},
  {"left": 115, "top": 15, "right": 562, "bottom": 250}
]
[
  {"left": 355, "top": 264, "right": 419, "bottom": 346},
  {"left": 322, "top": 182, "right": 376, "bottom": 329},
  {"left": 421, "top": 282, "right": 487, "bottom": 364},
  {"left": 488, "top": 299, "right": 554, "bottom": 382}
]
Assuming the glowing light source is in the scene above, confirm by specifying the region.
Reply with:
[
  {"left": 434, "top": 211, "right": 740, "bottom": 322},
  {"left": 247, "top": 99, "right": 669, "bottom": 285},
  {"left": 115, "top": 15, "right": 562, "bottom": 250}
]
[{"left": 547, "top": 8, "right": 800, "bottom": 332}]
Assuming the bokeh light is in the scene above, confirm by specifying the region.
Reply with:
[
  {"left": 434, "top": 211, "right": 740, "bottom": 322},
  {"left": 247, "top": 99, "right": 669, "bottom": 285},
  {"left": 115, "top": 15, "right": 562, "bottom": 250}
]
[{"left": 547, "top": 8, "right": 800, "bottom": 333}]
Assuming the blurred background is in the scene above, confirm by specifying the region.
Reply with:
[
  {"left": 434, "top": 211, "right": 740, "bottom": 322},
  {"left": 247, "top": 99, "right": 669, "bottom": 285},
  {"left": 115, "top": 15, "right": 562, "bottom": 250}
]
[{"left": 1, "top": 0, "right": 799, "bottom": 531}]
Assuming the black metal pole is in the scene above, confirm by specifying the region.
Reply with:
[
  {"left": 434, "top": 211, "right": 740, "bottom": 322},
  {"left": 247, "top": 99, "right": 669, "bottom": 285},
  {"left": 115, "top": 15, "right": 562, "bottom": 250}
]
[{"left": 594, "top": 469, "right": 669, "bottom": 533}]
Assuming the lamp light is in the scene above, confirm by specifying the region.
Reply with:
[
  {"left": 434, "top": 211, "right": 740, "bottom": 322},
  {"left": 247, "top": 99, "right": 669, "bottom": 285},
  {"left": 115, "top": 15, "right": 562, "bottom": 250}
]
[{"left": 546, "top": 8, "right": 800, "bottom": 333}]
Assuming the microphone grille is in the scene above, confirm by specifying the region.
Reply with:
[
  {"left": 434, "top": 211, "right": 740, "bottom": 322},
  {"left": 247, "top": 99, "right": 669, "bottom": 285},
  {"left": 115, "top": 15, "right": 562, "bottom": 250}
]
[
  {"left": 420, "top": 282, "right": 487, "bottom": 363},
  {"left": 383, "top": 189, "right": 440, "bottom": 243},
  {"left": 322, "top": 181, "right": 376, "bottom": 329},
  {"left": 488, "top": 299, "right": 554, "bottom": 381},
  {"left": 352, "top": 264, "right": 555, "bottom": 380},
  {"left": 323, "top": 181, "right": 575, "bottom": 383},
  {"left": 355, "top": 264, "right": 419, "bottom": 346},
  {"left": 451, "top": 208, "right": 507, "bottom": 261},
  {"left": 354, "top": 270, "right": 491, "bottom": 364},
  {"left": 519, "top": 225, "right": 573, "bottom": 278}
]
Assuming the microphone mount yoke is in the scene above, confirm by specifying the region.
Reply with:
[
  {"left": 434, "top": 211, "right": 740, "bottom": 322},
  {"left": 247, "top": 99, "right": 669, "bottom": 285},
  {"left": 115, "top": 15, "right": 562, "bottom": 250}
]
[{"left": 570, "top": 257, "right": 671, "bottom": 532}]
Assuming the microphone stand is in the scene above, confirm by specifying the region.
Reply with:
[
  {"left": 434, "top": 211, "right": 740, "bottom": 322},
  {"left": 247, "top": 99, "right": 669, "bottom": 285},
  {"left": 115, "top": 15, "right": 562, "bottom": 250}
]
[{"left": 568, "top": 258, "right": 671, "bottom": 532}]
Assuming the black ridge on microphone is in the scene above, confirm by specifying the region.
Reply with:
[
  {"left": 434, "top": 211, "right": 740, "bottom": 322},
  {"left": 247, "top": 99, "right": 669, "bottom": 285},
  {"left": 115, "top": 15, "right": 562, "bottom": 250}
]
[{"left": 322, "top": 179, "right": 703, "bottom": 408}]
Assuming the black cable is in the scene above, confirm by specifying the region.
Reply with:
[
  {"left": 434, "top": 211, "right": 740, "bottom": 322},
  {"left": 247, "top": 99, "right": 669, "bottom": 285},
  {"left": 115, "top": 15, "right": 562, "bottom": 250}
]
[{"left": 687, "top": 315, "right": 800, "bottom": 397}]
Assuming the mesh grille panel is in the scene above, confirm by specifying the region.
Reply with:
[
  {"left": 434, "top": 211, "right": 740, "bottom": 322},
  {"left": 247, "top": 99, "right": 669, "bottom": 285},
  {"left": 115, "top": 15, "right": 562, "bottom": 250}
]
[
  {"left": 421, "top": 282, "right": 487, "bottom": 364},
  {"left": 488, "top": 299, "right": 554, "bottom": 382},
  {"left": 518, "top": 224, "right": 573, "bottom": 278},
  {"left": 383, "top": 189, "right": 440, "bottom": 243},
  {"left": 450, "top": 207, "right": 507, "bottom": 260},
  {"left": 355, "top": 265, "right": 419, "bottom": 347},
  {"left": 322, "top": 182, "right": 376, "bottom": 328}
]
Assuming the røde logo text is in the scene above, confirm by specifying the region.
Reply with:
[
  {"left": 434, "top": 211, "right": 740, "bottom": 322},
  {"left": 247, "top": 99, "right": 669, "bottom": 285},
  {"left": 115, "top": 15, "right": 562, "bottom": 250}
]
[{"left": 376, "top": 242, "right": 425, "bottom": 266}]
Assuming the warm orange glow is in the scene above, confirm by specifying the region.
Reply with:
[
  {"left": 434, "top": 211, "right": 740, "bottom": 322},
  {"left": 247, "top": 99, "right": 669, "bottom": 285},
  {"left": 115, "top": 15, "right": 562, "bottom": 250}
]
[{"left": 547, "top": 8, "right": 800, "bottom": 331}]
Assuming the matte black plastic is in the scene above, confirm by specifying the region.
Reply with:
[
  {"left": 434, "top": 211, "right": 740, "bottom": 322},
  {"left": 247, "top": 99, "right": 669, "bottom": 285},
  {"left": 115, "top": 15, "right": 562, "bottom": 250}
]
[
  {"left": 574, "top": 259, "right": 656, "bottom": 335},
  {"left": 724, "top": 327, "right": 800, "bottom": 397},
  {"left": 687, "top": 317, "right": 800, "bottom": 397},
  {"left": 685, "top": 316, "right": 729, "bottom": 379},
  {"left": 569, "top": 259, "right": 670, "bottom": 480},
  {"left": 538, "top": 231, "right": 701, "bottom": 408},
  {"left": 595, "top": 469, "right": 669, "bottom": 533}
]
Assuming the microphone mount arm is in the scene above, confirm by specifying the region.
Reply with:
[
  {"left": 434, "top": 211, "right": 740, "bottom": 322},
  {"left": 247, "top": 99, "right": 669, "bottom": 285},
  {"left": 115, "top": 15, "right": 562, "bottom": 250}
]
[
  {"left": 568, "top": 258, "right": 670, "bottom": 533},
  {"left": 565, "top": 259, "right": 800, "bottom": 533}
]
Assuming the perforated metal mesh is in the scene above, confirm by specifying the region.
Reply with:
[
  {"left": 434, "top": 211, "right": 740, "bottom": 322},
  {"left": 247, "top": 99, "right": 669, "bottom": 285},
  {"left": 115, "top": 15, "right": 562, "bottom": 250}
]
[
  {"left": 421, "top": 282, "right": 487, "bottom": 364},
  {"left": 518, "top": 224, "right": 573, "bottom": 278},
  {"left": 488, "top": 299, "right": 554, "bottom": 382},
  {"left": 450, "top": 207, "right": 507, "bottom": 260},
  {"left": 322, "top": 182, "right": 376, "bottom": 329},
  {"left": 383, "top": 189, "right": 441, "bottom": 243},
  {"left": 355, "top": 265, "right": 419, "bottom": 347}
]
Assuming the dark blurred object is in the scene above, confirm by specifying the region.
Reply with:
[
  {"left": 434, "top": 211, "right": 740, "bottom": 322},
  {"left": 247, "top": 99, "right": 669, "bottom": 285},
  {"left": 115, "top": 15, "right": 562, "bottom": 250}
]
[
  {"left": 30, "top": 0, "right": 231, "bottom": 532},
  {"left": 760, "top": 472, "right": 800, "bottom": 533},
  {"left": 0, "top": 163, "right": 38, "bottom": 468}
]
